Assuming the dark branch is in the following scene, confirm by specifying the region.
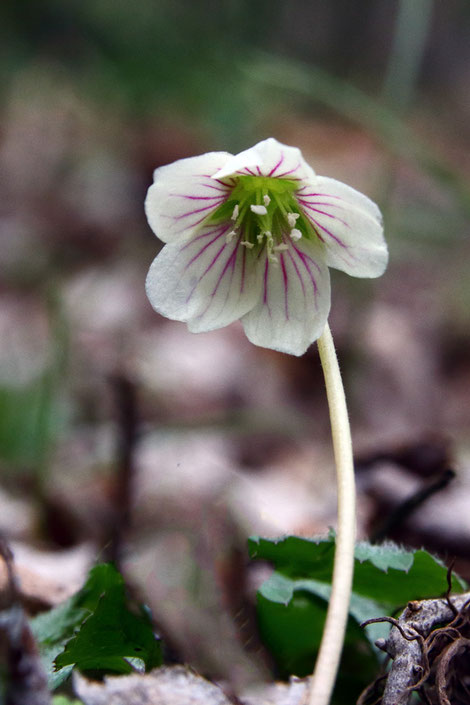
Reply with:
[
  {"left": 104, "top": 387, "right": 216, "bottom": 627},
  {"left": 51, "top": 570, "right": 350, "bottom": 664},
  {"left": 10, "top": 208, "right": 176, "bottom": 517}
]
[{"left": 361, "top": 592, "right": 470, "bottom": 705}]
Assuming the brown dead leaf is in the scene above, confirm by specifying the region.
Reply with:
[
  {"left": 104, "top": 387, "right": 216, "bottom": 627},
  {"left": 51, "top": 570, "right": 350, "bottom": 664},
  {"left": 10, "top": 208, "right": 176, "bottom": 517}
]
[
  {"left": 0, "top": 542, "right": 94, "bottom": 610},
  {"left": 74, "top": 667, "right": 310, "bottom": 705},
  {"left": 74, "top": 666, "right": 232, "bottom": 705}
]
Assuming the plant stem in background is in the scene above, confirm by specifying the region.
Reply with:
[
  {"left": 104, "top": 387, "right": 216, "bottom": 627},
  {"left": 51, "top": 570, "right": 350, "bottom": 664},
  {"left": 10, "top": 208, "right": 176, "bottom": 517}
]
[
  {"left": 381, "top": 0, "right": 433, "bottom": 113},
  {"left": 308, "top": 322, "right": 356, "bottom": 705}
]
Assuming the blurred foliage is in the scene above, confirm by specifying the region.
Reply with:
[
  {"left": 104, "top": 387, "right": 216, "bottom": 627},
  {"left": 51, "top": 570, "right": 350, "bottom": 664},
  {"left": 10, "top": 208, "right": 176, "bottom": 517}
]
[
  {"left": 0, "top": 291, "right": 67, "bottom": 479},
  {"left": 245, "top": 52, "right": 470, "bottom": 221},
  {"left": 0, "top": 0, "right": 277, "bottom": 145},
  {"left": 0, "top": 378, "right": 54, "bottom": 470},
  {"left": 31, "top": 563, "right": 162, "bottom": 690},
  {"left": 249, "top": 535, "right": 466, "bottom": 698},
  {"left": 1, "top": 0, "right": 469, "bottom": 150}
]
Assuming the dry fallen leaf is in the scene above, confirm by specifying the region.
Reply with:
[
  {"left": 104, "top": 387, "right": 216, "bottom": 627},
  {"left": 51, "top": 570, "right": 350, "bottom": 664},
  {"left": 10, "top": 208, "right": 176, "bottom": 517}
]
[
  {"left": 74, "top": 666, "right": 232, "bottom": 705},
  {"left": 74, "top": 667, "right": 310, "bottom": 705}
]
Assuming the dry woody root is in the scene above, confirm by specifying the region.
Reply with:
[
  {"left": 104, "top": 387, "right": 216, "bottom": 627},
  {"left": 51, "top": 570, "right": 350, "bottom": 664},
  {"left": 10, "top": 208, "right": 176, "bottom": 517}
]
[{"left": 359, "top": 591, "right": 470, "bottom": 705}]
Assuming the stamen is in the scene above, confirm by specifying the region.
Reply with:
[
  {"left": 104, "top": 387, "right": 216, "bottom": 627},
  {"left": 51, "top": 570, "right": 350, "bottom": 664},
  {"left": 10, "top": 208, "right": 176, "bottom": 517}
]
[
  {"left": 274, "top": 243, "right": 289, "bottom": 252},
  {"left": 250, "top": 204, "right": 268, "bottom": 216},
  {"left": 287, "top": 212, "right": 300, "bottom": 228},
  {"left": 226, "top": 230, "right": 237, "bottom": 243},
  {"left": 263, "top": 194, "right": 271, "bottom": 206},
  {"left": 262, "top": 231, "right": 278, "bottom": 265},
  {"left": 290, "top": 228, "right": 302, "bottom": 241},
  {"left": 231, "top": 204, "right": 239, "bottom": 221},
  {"left": 240, "top": 240, "right": 254, "bottom": 249}
]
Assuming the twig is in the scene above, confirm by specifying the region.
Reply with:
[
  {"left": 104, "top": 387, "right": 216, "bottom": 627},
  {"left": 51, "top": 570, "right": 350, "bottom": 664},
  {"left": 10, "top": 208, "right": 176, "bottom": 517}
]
[
  {"left": 444, "top": 560, "right": 458, "bottom": 616},
  {"left": 371, "top": 468, "right": 455, "bottom": 543},
  {"left": 108, "top": 374, "right": 139, "bottom": 566},
  {"left": 0, "top": 538, "right": 51, "bottom": 705},
  {"left": 436, "top": 637, "right": 470, "bottom": 705},
  {"left": 361, "top": 592, "right": 470, "bottom": 705}
]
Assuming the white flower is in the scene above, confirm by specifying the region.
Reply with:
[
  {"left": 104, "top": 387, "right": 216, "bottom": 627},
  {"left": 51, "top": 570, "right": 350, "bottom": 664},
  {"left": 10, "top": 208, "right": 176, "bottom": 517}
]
[{"left": 145, "top": 138, "right": 387, "bottom": 356}]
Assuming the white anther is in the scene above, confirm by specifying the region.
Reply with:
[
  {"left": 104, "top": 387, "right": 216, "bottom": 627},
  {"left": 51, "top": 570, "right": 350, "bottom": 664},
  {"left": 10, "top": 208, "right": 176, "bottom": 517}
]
[
  {"left": 287, "top": 212, "right": 300, "bottom": 228},
  {"left": 257, "top": 233, "right": 264, "bottom": 243},
  {"left": 226, "top": 230, "right": 237, "bottom": 243},
  {"left": 231, "top": 204, "right": 239, "bottom": 221},
  {"left": 240, "top": 240, "right": 254, "bottom": 249},
  {"left": 250, "top": 204, "right": 268, "bottom": 216},
  {"left": 290, "top": 228, "right": 302, "bottom": 241},
  {"left": 274, "top": 244, "right": 289, "bottom": 252},
  {"left": 263, "top": 194, "right": 271, "bottom": 206},
  {"left": 268, "top": 253, "right": 279, "bottom": 264}
]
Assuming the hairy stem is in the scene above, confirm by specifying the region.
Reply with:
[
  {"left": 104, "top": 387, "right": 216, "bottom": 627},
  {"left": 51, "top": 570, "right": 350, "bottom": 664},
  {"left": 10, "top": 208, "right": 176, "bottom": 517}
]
[{"left": 308, "top": 322, "right": 356, "bottom": 705}]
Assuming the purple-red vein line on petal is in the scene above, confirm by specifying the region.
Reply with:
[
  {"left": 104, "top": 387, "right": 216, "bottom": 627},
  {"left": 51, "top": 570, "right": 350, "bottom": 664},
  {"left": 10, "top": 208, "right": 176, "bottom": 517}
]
[
  {"left": 211, "top": 245, "right": 237, "bottom": 297},
  {"left": 220, "top": 249, "right": 239, "bottom": 308},
  {"left": 184, "top": 242, "right": 227, "bottom": 304},
  {"left": 196, "top": 182, "right": 228, "bottom": 193},
  {"left": 212, "top": 177, "right": 233, "bottom": 186},
  {"left": 256, "top": 166, "right": 262, "bottom": 175},
  {"left": 181, "top": 224, "right": 229, "bottom": 251},
  {"left": 174, "top": 203, "right": 220, "bottom": 221},
  {"left": 268, "top": 154, "right": 284, "bottom": 177},
  {"left": 184, "top": 232, "right": 225, "bottom": 269},
  {"left": 224, "top": 250, "right": 238, "bottom": 305},
  {"left": 275, "top": 162, "right": 301, "bottom": 178},
  {"left": 240, "top": 245, "right": 246, "bottom": 294},
  {"left": 242, "top": 168, "right": 257, "bottom": 176},
  {"left": 308, "top": 219, "right": 349, "bottom": 248},
  {"left": 198, "top": 242, "right": 227, "bottom": 282},
  {"left": 295, "top": 188, "right": 344, "bottom": 200},
  {"left": 202, "top": 173, "right": 232, "bottom": 185},
  {"left": 172, "top": 194, "right": 225, "bottom": 202},
  {"left": 196, "top": 246, "right": 238, "bottom": 319},
  {"left": 280, "top": 253, "right": 289, "bottom": 320},
  {"left": 174, "top": 211, "right": 223, "bottom": 235},
  {"left": 292, "top": 248, "right": 319, "bottom": 292},
  {"left": 297, "top": 199, "right": 348, "bottom": 211},
  {"left": 286, "top": 249, "right": 306, "bottom": 300},
  {"left": 263, "top": 259, "right": 269, "bottom": 308},
  {"left": 296, "top": 195, "right": 345, "bottom": 206},
  {"left": 293, "top": 245, "right": 322, "bottom": 274},
  {"left": 297, "top": 200, "right": 350, "bottom": 227}
]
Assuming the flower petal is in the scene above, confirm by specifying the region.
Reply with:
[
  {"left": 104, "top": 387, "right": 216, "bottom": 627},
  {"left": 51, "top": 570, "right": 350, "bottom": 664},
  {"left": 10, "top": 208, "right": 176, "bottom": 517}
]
[
  {"left": 241, "top": 238, "right": 330, "bottom": 356},
  {"left": 146, "top": 223, "right": 262, "bottom": 332},
  {"left": 145, "top": 151, "right": 232, "bottom": 244},
  {"left": 213, "top": 137, "right": 315, "bottom": 183},
  {"left": 296, "top": 176, "right": 388, "bottom": 278}
]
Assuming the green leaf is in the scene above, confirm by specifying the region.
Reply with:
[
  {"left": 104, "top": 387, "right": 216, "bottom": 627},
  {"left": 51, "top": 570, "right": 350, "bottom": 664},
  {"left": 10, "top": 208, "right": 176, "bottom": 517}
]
[
  {"left": 52, "top": 697, "right": 83, "bottom": 705},
  {"left": 249, "top": 535, "right": 467, "bottom": 680},
  {"left": 31, "top": 563, "right": 162, "bottom": 689},
  {"left": 249, "top": 536, "right": 466, "bottom": 604}
]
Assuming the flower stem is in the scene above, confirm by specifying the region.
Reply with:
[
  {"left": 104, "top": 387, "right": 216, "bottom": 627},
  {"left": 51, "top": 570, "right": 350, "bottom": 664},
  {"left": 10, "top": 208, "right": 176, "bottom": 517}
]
[{"left": 308, "top": 322, "right": 356, "bottom": 705}]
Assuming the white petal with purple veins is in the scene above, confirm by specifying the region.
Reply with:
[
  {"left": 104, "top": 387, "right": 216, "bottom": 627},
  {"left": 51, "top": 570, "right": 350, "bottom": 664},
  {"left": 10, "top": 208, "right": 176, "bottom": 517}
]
[
  {"left": 241, "top": 238, "right": 330, "bottom": 356},
  {"left": 146, "top": 224, "right": 262, "bottom": 332},
  {"left": 145, "top": 152, "right": 232, "bottom": 244},
  {"left": 296, "top": 176, "right": 388, "bottom": 278},
  {"left": 213, "top": 138, "right": 316, "bottom": 183}
]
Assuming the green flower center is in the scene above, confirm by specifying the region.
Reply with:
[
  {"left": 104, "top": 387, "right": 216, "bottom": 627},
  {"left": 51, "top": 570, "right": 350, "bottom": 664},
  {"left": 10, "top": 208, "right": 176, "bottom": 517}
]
[{"left": 207, "top": 175, "right": 317, "bottom": 263}]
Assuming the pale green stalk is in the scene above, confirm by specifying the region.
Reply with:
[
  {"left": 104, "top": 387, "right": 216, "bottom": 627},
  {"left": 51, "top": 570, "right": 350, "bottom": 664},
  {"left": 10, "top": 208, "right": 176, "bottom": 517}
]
[{"left": 308, "top": 322, "right": 356, "bottom": 705}]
